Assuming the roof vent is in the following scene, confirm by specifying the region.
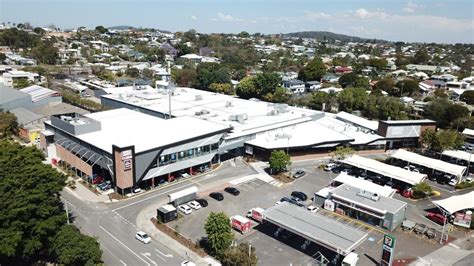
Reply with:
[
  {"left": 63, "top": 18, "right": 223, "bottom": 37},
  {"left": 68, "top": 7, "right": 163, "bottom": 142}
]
[
  {"left": 225, "top": 101, "right": 232, "bottom": 107},
  {"left": 195, "top": 95, "right": 202, "bottom": 101}
]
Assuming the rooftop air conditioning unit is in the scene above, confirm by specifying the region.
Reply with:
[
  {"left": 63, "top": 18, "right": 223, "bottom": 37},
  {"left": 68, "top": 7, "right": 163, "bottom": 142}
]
[
  {"left": 371, "top": 193, "right": 380, "bottom": 201},
  {"left": 225, "top": 101, "right": 232, "bottom": 107},
  {"left": 195, "top": 95, "right": 203, "bottom": 101},
  {"left": 201, "top": 109, "right": 210, "bottom": 115}
]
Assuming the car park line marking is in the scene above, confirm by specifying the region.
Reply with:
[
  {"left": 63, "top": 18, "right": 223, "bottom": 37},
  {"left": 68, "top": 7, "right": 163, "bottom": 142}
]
[
  {"left": 97, "top": 218, "right": 151, "bottom": 266},
  {"left": 119, "top": 260, "right": 126, "bottom": 266},
  {"left": 141, "top": 252, "right": 158, "bottom": 265},
  {"left": 155, "top": 248, "right": 174, "bottom": 258}
]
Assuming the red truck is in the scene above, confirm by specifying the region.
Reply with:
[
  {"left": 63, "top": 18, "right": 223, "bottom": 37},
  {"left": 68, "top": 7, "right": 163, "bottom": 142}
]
[
  {"left": 246, "top": 207, "right": 265, "bottom": 223},
  {"left": 231, "top": 215, "right": 252, "bottom": 234}
]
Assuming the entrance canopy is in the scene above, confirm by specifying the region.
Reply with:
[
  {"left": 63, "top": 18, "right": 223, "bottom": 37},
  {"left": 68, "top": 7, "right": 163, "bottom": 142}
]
[
  {"left": 341, "top": 155, "right": 426, "bottom": 185},
  {"left": 432, "top": 191, "right": 474, "bottom": 214},
  {"left": 391, "top": 149, "right": 466, "bottom": 178},
  {"left": 263, "top": 202, "right": 367, "bottom": 256}
]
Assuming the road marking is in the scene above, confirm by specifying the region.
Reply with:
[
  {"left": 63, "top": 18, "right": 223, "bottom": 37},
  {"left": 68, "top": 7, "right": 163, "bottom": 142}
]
[
  {"left": 141, "top": 252, "right": 158, "bottom": 265},
  {"left": 119, "top": 260, "right": 127, "bottom": 266},
  {"left": 155, "top": 248, "right": 174, "bottom": 258},
  {"left": 97, "top": 217, "right": 151, "bottom": 266}
]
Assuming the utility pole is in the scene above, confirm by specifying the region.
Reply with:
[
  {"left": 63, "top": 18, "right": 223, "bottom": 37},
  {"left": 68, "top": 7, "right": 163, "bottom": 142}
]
[{"left": 65, "top": 201, "right": 70, "bottom": 225}]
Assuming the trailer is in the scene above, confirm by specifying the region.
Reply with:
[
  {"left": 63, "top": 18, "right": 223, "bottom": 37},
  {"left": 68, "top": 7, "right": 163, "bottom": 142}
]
[
  {"left": 168, "top": 186, "right": 198, "bottom": 207},
  {"left": 425, "top": 227, "right": 436, "bottom": 239},
  {"left": 231, "top": 215, "right": 252, "bottom": 234},
  {"left": 414, "top": 223, "right": 427, "bottom": 235},
  {"left": 401, "top": 220, "right": 416, "bottom": 231},
  {"left": 246, "top": 207, "right": 265, "bottom": 223}
]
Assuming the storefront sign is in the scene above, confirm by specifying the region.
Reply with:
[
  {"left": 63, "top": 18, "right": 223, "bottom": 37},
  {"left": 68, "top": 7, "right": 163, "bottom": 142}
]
[
  {"left": 122, "top": 150, "right": 132, "bottom": 160},
  {"left": 123, "top": 159, "right": 132, "bottom": 171},
  {"left": 324, "top": 199, "right": 335, "bottom": 211},
  {"left": 380, "top": 234, "right": 396, "bottom": 266}
]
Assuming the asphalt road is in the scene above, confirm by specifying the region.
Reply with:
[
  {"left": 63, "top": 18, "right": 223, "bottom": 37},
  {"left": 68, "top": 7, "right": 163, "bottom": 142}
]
[{"left": 62, "top": 159, "right": 255, "bottom": 266}]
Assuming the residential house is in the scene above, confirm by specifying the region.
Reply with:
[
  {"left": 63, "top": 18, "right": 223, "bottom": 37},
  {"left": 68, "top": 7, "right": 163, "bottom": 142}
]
[
  {"left": 180, "top": 53, "right": 202, "bottom": 63},
  {"left": 282, "top": 80, "right": 305, "bottom": 94},
  {"left": 335, "top": 66, "right": 353, "bottom": 74},
  {"left": 305, "top": 81, "right": 321, "bottom": 91},
  {"left": 1, "top": 70, "right": 42, "bottom": 87}
]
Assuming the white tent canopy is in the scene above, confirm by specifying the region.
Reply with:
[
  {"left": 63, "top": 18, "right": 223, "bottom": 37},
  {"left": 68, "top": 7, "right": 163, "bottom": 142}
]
[
  {"left": 390, "top": 149, "right": 466, "bottom": 178},
  {"left": 432, "top": 191, "right": 474, "bottom": 214},
  {"left": 341, "top": 155, "right": 426, "bottom": 186},
  {"left": 442, "top": 150, "right": 474, "bottom": 163}
]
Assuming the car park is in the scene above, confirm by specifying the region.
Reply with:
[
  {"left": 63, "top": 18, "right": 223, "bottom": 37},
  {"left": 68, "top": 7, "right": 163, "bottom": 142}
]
[
  {"left": 324, "top": 163, "right": 338, "bottom": 171},
  {"left": 195, "top": 198, "right": 208, "bottom": 207},
  {"left": 426, "top": 212, "right": 447, "bottom": 225},
  {"left": 224, "top": 187, "right": 240, "bottom": 196},
  {"left": 293, "top": 170, "right": 306, "bottom": 178},
  {"left": 209, "top": 192, "right": 224, "bottom": 201},
  {"left": 135, "top": 231, "right": 151, "bottom": 244},
  {"left": 178, "top": 204, "right": 192, "bottom": 215},
  {"left": 291, "top": 191, "right": 308, "bottom": 201},
  {"left": 188, "top": 200, "right": 202, "bottom": 210},
  {"left": 307, "top": 205, "right": 319, "bottom": 213}
]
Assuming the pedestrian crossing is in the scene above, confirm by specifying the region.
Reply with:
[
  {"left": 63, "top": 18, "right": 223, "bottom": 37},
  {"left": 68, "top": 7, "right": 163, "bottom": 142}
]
[{"left": 268, "top": 179, "right": 284, "bottom": 187}]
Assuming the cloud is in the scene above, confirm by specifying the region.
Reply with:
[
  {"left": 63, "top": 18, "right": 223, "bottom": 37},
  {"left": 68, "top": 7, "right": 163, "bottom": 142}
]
[
  {"left": 213, "top": 12, "right": 242, "bottom": 22},
  {"left": 304, "top": 11, "right": 331, "bottom": 21},
  {"left": 191, "top": 15, "right": 197, "bottom": 20},
  {"left": 403, "top": 2, "right": 423, "bottom": 13},
  {"left": 353, "top": 8, "right": 388, "bottom": 19}
]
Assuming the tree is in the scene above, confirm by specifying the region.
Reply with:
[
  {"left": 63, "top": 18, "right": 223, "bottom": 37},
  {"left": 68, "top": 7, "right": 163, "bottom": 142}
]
[
  {"left": 367, "top": 58, "right": 387, "bottom": 71},
  {"left": 433, "top": 129, "right": 465, "bottom": 152},
  {"left": 173, "top": 68, "right": 197, "bottom": 87},
  {"left": 0, "top": 53, "right": 6, "bottom": 63},
  {"left": 263, "top": 86, "right": 290, "bottom": 103},
  {"left": 238, "top": 31, "right": 250, "bottom": 38},
  {"left": 338, "top": 73, "right": 369, "bottom": 89},
  {"left": 236, "top": 76, "right": 257, "bottom": 99},
  {"left": 414, "top": 48, "right": 430, "bottom": 64},
  {"left": 0, "top": 111, "right": 18, "bottom": 138},
  {"left": 142, "top": 68, "right": 155, "bottom": 79},
  {"left": 194, "top": 63, "right": 231, "bottom": 91},
  {"left": 337, "top": 87, "right": 368, "bottom": 112},
  {"left": 421, "top": 128, "right": 437, "bottom": 149},
  {"left": 424, "top": 98, "right": 469, "bottom": 129},
  {"left": 125, "top": 67, "right": 140, "bottom": 78},
  {"left": 253, "top": 72, "right": 281, "bottom": 97},
  {"left": 374, "top": 78, "right": 395, "bottom": 93},
  {"left": 204, "top": 212, "right": 234, "bottom": 256},
  {"left": 308, "top": 91, "right": 330, "bottom": 111},
  {"left": 395, "top": 79, "right": 419, "bottom": 96},
  {"left": 298, "top": 57, "right": 326, "bottom": 81},
  {"left": 51, "top": 225, "right": 102, "bottom": 265},
  {"left": 209, "top": 83, "right": 234, "bottom": 95},
  {"left": 13, "top": 78, "right": 30, "bottom": 89},
  {"left": 221, "top": 242, "right": 258, "bottom": 266},
  {"left": 95, "top": 25, "right": 108, "bottom": 34},
  {"left": 460, "top": 90, "right": 474, "bottom": 104},
  {"left": 33, "top": 27, "right": 45, "bottom": 35},
  {"left": 412, "top": 182, "right": 433, "bottom": 199},
  {"left": 332, "top": 146, "right": 355, "bottom": 160},
  {"left": 269, "top": 150, "right": 291, "bottom": 173},
  {"left": 30, "top": 41, "right": 59, "bottom": 64}
]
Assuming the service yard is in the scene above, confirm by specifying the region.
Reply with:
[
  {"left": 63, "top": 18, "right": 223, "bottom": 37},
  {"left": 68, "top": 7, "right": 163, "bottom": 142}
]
[{"left": 165, "top": 160, "right": 464, "bottom": 265}]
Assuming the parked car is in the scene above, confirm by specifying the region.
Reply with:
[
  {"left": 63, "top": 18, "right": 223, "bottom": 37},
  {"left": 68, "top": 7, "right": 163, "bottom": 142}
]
[
  {"left": 178, "top": 204, "right": 192, "bottom": 215},
  {"left": 224, "top": 187, "right": 240, "bottom": 196},
  {"left": 188, "top": 200, "right": 202, "bottom": 210},
  {"left": 90, "top": 175, "right": 103, "bottom": 184},
  {"left": 324, "top": 163, "right": 338, "bottom": 171},
  {"left": 181, "top": 261, "right": 196, "bottom": 266},
  {"left": 307, "top": 205, "right": 319, "bottom": 213},
  {"left": 133, "top": 187, "right": 142, "bottom": 193},
  {"left": 465, "top": 177, "right": 473, "bottom": 183},
  {"left": 293, "top": 170, "right": 306, "bottom": 178},
  {"left": 195, "top": 198, "right": 208, "bottom": 207},
  {"left": 135, "top": 231, "right": 151, "bottom": 244},
  {"left": 97, "top": 181, "right": 111, "bottom": 191},
  {"left": 291, "top": 191, "right": 308, "bottom": 201},
  {"left": 209, "top": 192, "right": 224, "bottom": 201},
  {"left": 448, "top": 178, "right": 457, "bottom": 186},
  {"left": 427, "top": 212, "right": 447, "bottom": 225},
  {"left": 280, "top": 197, "right": 305, "bottom": 207}
]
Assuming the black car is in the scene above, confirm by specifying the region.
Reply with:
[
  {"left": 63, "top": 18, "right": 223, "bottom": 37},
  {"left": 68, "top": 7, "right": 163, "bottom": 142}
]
[
  {"left": 195, "top": 198, "right": 208, "bottom": 207},
  {"left": 291, "top": 191, "right": 308, "bottom": 201},
  {"left": 209, "top": 192, "right": 224, "bottom": 201},
  {"left": 280, "top": 197, "right": 305, "bottom": 207},
  {"left": 224, "top": 187, "right": 240, "bottom": 196},
  {"left": 293, "top": 170, "right": 306, "bottom": 178}
]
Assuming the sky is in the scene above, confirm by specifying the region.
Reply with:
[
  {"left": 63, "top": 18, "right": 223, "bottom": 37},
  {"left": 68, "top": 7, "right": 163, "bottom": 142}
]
[{"left": 1, "top": 0, "right": 473, "bottom": 43}]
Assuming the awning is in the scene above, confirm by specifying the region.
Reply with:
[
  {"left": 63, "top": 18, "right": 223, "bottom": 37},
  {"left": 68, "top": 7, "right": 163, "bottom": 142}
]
[{"left": 432, "top": 191, "right": 474, "bottom": 214}]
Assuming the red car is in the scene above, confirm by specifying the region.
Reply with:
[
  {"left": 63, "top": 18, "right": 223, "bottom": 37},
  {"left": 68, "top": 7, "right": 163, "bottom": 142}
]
[
  {"left": 427, "top": 212, "right": 447, "bottom": 225},
  {"left": 91, "top": 175, "right": 104, "bottom": 184}
]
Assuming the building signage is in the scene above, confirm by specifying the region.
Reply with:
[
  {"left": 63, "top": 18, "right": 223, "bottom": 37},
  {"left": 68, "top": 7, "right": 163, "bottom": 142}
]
[
  {"left": 324, "top": 199, "right": 335, "bottom": 211},
  {"left": 123, "top": 158, "right": 132, "bottom": 171},
  {"left": 380, "top": 234, "right": 396, "bottom": 266},
  {"left": 122, "top": 150, "right": 132, "bottom": 160}
]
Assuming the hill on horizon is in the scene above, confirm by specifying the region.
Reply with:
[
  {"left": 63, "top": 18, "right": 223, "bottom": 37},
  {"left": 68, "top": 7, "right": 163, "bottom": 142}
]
[{"left": 282, "top": 31, "right": 388, "bottom": 43}]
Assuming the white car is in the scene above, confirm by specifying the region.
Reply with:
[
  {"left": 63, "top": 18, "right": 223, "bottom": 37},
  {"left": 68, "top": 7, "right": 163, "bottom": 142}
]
[
  {"left": 188, "top": 200, "right": 202, "bottom": 210},
  {"left": 307, "top": 205, "right": 319, "bottom": 213},
  {"left": 178, "top": 204, "right": 192, "bottom": 215},
  {"left": 275, "top": 200, "right": 282, "bottom": 206},
  {"left": 465, "top": 177, "right": 473, "bottom": 183},
  {"left": 324, "top": 163, "right": 338, "bottom": 171},
  {"left": 448, "top": 179, "right": 457, "bottom": 186},
  {"left": 133, "top": 187, "right": 142, "bottom": 193},
  {"left": 135, "top": 231, "right": 151, "bottom": 244}
]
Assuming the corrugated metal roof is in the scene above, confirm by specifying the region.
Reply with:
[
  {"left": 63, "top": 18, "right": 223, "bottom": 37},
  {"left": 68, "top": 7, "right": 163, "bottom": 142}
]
[
  {"left": 20, "top": 85, "right": 57, "bottom": 102},
  {"left": 0, "top": 85, "right": 30, "bottom": 105},
  {"left": 10, "top": 107, "right": 44, "bottom": 125}
]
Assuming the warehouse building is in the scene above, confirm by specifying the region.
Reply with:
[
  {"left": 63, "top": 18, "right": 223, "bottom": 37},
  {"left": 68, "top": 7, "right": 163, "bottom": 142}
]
[{"left": 42, "top": 108, "right": 229, "bottom": 194}]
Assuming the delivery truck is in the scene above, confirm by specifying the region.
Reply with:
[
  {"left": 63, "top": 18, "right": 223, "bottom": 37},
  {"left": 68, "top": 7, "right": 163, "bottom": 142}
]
[
  {"left": 231, "top": 215, "right": 252, "bottom": 234},
  {"left": 246, "top": 207, "right": 265, "bottom": 223}
]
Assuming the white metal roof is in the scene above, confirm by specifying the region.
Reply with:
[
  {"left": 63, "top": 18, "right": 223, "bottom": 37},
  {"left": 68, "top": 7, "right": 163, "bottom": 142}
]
[
  {"left": 462, "top": 128, "right": 474, "bottom": 137},
  {"left": 335, "top": 111, "right": 379, "bottom": 131},
  {"left": 442, "top": 150, "right": 474, "bottom": 163},
  {"left": 341, "top": 155, "right": 426, "bottom": 185},
  {"left": 74, "top": 108, "right": 229, "bottom": 153},
  {"left": 390, "top": 149, "right": 466, "bottom": 178},
  {"left": 168, "top": 186, "right": 198, "bottom": 202},
  {"left": 333, "top": 173, "right": 396, "bottom": 198},
  {"left": 432, "top": 191, "right": 474, "bottom": 214},
  {"left": 20, "top": 85, "right": 57, "bottom": 102}
]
